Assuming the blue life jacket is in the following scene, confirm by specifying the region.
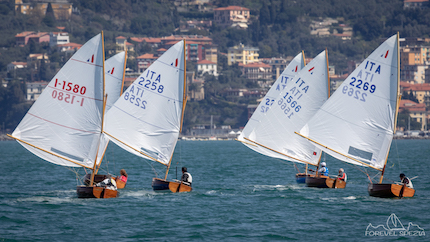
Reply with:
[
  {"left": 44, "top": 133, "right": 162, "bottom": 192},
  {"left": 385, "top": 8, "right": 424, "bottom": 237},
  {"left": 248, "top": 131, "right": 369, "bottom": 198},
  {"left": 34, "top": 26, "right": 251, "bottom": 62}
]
[{"left": 321, "top": 167, "right": 329, "bottom": 176}]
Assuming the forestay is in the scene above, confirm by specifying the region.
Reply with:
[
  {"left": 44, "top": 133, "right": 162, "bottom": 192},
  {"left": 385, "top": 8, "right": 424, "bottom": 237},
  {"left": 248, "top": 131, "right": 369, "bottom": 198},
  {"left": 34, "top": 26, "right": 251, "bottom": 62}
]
[
  {"left": 104, "top": 41, "right": 186, "bottom": 166},
  {"left": 96, "top": 51, "right": 127, "bottom": 166},
  {"left": 238, "top": 52, "right": 305, "bottom": 159},
  {"left": 246, "top": 51, "right": 329, "bottom": 165},
  {"left": 299, "top": 35, "right": 399, "bottom": 170},
  {"left": 11, "top": 34, "right": 104, "bottom": 168}
]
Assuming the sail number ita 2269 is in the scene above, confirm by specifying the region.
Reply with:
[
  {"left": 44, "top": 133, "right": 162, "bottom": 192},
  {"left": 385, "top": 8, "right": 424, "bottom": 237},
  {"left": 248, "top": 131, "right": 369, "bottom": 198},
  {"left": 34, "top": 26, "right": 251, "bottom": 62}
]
[
  {"left": 342, "top": 61, "right": 379, "bottom": 102},
  {"left": 52, "top": 79, "right": 86, "bottom": 106}
]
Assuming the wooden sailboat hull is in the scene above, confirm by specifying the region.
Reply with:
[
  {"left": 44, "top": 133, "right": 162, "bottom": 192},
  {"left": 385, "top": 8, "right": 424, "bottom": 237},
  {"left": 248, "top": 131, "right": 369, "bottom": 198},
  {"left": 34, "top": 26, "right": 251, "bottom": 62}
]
[
  {"left": 152, "top": 178, "right": 192, "bottom": 193},
  {"left": 76, "top": 185, "right": 118, "bottom": 199},
  {"left": 305, "top": 176, "right": 329, "bottom": 188},
  {"left": 168, "top": 181, "right": 192, "bottom": 193},
  {"left": 296, "top": 173, "right": 313, "bottom": 183},
  {"left": 152, "top": 178, "right": 170, "bottom": 191},
  {"left": 368, "top": 183, "right": 415, "bottom": 198},
  {"left": 305, "top": 176, "right": 346, "bottom": 189}
]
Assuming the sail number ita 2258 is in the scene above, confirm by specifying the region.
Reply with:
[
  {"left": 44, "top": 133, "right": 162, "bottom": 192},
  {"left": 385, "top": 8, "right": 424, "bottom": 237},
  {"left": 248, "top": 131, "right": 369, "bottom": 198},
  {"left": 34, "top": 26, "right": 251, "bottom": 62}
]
[
  {"left": 342, "top": 61, "right": 379, "bottom": 102},
  {"left": 52, "top": 79, "right": 86, "bottom": 106},
  {"left": 123, "top": 84, "right": 147, "bottom": 109},
  {"left": 138, "top": 70, "right": 164, "bottom": 93}
]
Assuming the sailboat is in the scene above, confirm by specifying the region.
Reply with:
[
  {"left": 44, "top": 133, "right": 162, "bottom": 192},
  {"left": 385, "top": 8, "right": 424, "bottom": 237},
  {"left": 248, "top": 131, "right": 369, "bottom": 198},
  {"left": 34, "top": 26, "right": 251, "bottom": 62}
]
[
  {"left": 85, "top": 50, "right": 128, "bottom": 191},
  {"left": 297, "top": 34, "right": 415, "bottom": 197},
  {"left": 79, "top": 50, "right": 128, "bottom": 195},
  {"left": 103, "top": 40, "right": 189, "bottom": 193},
  {"left": 237, "top": 51, "right": 332, "bottom": 185},
  {"left": 8, "top": 32, "right": 127, "bottom": 198}
]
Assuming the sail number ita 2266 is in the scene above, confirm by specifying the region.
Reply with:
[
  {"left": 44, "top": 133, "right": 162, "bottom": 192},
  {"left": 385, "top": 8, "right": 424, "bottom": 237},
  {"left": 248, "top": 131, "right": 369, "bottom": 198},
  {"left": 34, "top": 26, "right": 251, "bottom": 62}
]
[{"left": 52, "top": 79, "right": 86, "bottom": 106}]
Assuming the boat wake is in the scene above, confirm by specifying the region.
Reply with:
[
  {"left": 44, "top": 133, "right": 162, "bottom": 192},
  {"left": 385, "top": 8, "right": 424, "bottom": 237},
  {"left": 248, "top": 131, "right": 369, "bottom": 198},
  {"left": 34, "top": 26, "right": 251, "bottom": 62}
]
[
  {"left": 251, "top": 184, "right": 304, "bottom": 192},
  {"left": 320, "top": 196, "right": 357, "bottom": 201}
]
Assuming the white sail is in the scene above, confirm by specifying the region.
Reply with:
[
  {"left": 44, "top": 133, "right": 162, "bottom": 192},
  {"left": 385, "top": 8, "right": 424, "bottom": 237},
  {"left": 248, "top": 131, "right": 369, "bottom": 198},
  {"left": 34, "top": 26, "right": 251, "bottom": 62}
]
[
  {"left": 105, "top": 51, "right": 126, "bottom": 112},
  {"left": 299, "top": 34, "right": 399, "bottom": 170},
  {"left": 238, "top": 52, "right": 305, "bottom": 158},
  {"left": 96, "top": 51, "right": 127, "bottom": 166},
  {"left": 244, "top": 51, "right": 329, "bottom": 165},
  {"left": 104, "top": 40, "right": 186, "bottom": 166},
  {"left": 11, "top": 34, "right": 105, "bottom": 168}
]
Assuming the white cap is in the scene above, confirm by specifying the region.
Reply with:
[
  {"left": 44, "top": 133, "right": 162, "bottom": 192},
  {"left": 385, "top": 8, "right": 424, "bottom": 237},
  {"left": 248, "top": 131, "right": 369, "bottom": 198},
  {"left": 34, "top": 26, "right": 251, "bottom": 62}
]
[{"left": 321, "top": 162, "right": 326, "bottom": 167}]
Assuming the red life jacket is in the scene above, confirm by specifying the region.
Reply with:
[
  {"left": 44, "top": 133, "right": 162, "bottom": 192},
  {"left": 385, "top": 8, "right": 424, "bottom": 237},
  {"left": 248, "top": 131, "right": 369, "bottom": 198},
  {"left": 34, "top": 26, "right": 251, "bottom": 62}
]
[{"left": 119, "top": 175, "right": 127, "bottom": 183}]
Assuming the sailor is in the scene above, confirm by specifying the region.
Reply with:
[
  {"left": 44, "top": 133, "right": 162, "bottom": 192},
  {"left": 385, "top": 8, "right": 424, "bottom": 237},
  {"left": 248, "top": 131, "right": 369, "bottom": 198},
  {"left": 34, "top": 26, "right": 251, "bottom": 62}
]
[
  {"left": 118, "top": 169, "right": 128, "bottom": 183},
  {"left": 181, "top": 167, "right": 192, "bottom": 186},
  {"left": 399, "top": 173, "right": 413, "bottom": 189},
  {"left": 318, "top": 162, "right": 329, "bottom": 176},
  {"left": 338, "top": 168, "right": 347, "bottom": 182},
  {"left": 96, "top": 177, "right": 117, "bottom": 190}
]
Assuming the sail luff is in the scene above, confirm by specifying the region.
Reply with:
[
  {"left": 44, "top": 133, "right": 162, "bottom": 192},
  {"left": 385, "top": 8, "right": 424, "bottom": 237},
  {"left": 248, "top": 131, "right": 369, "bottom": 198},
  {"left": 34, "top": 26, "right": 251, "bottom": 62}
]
[
  {"left": 325, "top": 49, "right": 331, "bottom": 99},
  {"left": 94, "top": 94, "right": 108, "bottom": 175},
  {"left": 120, "top": 49, "right": 127, "bottom": 96},
  {"left": 379, "top": 33, "right": 401, "bottom": 183},
  {"left": 91, "top": 31, "right": 106, "bottom": 185},
  {"left": 165, "top": 39, "right": 187, "bottom": 180},
  {"left": 6, "top": 134, "right": 93, "bottom": 169},
  {"left": 302, "top": 50, "right": 306, "bottom": 66}
]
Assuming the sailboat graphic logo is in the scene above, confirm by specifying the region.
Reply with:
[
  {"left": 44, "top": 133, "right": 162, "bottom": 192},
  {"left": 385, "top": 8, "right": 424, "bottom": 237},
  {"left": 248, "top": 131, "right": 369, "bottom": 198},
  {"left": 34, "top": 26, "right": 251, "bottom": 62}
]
[{"left": 365, "top": 213, "right": 425, "bottom": 237}]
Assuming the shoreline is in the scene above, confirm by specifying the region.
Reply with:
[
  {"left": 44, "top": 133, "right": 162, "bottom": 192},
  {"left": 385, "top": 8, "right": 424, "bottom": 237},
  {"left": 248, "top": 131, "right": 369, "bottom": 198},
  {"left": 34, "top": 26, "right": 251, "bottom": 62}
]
[{"left": 2, "top": 134, "right": 430, "bottom": 141}]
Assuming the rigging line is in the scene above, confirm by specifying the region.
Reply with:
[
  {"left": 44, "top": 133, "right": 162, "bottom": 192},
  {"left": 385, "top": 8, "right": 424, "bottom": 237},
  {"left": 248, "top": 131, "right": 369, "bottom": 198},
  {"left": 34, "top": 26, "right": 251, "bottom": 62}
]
[
  {"left": 66, "top": 166, "right": 81, "bottom": 184},
  {"left": 394, "top": 139, "right": 401, "bottom": 171}
]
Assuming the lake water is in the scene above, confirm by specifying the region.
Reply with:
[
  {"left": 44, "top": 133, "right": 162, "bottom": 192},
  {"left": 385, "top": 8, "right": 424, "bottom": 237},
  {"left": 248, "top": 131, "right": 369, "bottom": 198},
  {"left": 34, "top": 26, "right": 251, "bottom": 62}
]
[{"left": 0, "top": 139, "right": 428, "bottom": 241}]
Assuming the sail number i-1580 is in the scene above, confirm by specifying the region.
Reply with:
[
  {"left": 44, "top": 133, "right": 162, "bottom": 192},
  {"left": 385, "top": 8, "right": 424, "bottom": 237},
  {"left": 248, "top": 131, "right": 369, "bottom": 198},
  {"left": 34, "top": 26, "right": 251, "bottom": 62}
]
[{"left": 52, "top": 79, "right": 86, "bottom": 106}]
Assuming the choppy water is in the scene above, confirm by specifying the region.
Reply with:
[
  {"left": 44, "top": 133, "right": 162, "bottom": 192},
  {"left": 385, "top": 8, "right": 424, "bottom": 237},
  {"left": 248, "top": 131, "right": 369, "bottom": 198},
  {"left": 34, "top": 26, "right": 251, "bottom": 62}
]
[{"left": 0, "top": 139, "right": 429, "bottom": 241}]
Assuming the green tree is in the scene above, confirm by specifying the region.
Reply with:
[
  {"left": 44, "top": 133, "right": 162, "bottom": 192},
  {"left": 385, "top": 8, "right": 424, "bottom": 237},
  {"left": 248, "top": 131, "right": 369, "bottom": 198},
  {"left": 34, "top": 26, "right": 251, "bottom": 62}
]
[{"left": 42, "top": 3, "right": 56, "bottom": 27}]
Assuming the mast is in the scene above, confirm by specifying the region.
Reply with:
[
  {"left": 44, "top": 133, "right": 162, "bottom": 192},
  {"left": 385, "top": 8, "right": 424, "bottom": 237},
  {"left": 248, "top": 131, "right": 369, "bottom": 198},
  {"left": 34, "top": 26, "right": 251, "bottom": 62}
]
[
  {"left": 94, "top": 48, "right": 128, "bottom": 176},
  {"left": 379, "top": 33, "right": 400, "bottom": 184},
  {"left": 164, "top": 39, "right": 187, "bottom": 180},
  {"left": 302, "top": 50, "right": 306, "bottom": 66},
  {"left": 314, "top": 49, "right": 331, "bottom": 174},
  {"left": 90, "top": 31, "right": 106, "bottom": 186},
  {"left": 120, "top": 49, "right": 127, "bottom": 95}
]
